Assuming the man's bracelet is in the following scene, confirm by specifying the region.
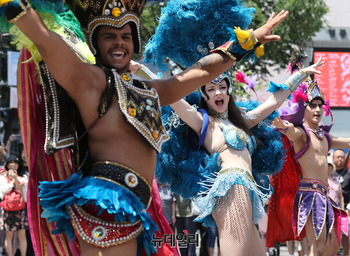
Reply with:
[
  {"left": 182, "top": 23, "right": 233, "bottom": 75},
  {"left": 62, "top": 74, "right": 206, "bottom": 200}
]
[
  {"left": 210, "top": 27, "right": 263, "bottom": 63},
  {"left": 284, "top": 70, "right": 308, "bottom": 92},
  {"left": 4, "top": 0, "right": 31, "bottom": 23},
  {"left": 135, "top": 64, "right": 160, "bottom": 80},
  {"left": 210, "top": 40, "right": 262, "bottom": 62}
]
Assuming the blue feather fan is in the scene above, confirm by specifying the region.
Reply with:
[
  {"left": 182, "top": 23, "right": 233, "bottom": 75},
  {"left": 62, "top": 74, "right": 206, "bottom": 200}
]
[{"left": 144, "top": 0, "right": 255, "bottom": 70}]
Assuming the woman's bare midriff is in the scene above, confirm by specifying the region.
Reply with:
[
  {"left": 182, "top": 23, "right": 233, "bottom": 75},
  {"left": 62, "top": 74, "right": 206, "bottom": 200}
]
[{"left": 218, "top": 147, "right": 253, "bottom": 173}]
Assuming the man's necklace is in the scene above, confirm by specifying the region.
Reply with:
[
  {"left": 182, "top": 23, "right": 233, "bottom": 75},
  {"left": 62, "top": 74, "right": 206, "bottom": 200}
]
[{"left": 304, "top": 124, "right": 324, "bottom": 140}]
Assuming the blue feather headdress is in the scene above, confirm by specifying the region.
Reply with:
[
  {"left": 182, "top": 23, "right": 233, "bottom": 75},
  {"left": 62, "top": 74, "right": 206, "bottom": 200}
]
[{"left": 144, "top": 0, "right": 256, "bottom": 70}]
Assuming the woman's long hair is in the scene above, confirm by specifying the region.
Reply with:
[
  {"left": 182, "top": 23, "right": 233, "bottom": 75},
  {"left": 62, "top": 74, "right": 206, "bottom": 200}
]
[{"left": 199, "top": 85, "right": 253, "bottom": 137}]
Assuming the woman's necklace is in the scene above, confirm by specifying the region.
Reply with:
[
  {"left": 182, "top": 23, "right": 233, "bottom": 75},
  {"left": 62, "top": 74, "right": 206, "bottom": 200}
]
[
  {"left": 304, "top": 124, "right": 324, "bottom": 140},
  {"left": 207, "top": 109, "right": 228, "bottom": 119}
]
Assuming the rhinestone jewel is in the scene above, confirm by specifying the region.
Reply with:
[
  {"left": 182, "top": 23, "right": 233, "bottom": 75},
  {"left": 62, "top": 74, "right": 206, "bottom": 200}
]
[
  {"left": 128, "top": 107, "right": 136, "bottom": 117},
  {"left": 152, "top": 130, "right": 159, "bottom": 140},
  {"left": 236, "top": 129, "right": 244, "bottom": 140},
  {"left": 122, "top": 73, "right": 131, "bottom": 82},
  {"left": 104, "top": 9, "right": 111, "bottom": 15},
  {"left": 146, "top": 99, "right": 152, "bottom": 105},
  {"left": 92, "top": 226, "right": 107, "bottom": 241},
  {"left": 208, "top": 41, "right": 215, "bottom": 50},
  {"left": 125, "top": 173, "right": 138, "bottom": 188},
  {"left": 197, "top": 45, "right": 203, "bottom": 53},
  {"left": 312, "top": 183, "right": 318, "bottom": 189},
  {"left": 112, "top": 7, "right": 122, "bottom": 17}
]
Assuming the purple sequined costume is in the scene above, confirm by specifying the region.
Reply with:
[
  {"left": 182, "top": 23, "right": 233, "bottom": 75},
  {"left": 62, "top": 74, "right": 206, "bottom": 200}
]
[{"left": 293, "top": 179, "right": 348, "bottom": 245}]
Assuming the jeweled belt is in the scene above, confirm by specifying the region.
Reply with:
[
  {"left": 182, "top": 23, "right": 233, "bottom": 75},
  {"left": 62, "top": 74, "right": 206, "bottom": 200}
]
[
  {"left": 86, "top": 161, "right": 152, "bottom": 208},
  {"left": 298, "top": 178, "right": 328, "bottom": 195},
  {"left": 219, "top": 167, "right": 255, "bottom": 183}
]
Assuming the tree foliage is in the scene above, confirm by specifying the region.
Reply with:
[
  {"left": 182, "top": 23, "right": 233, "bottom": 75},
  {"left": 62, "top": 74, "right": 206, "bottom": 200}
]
[{"left": 245, "top": 0, "right": 329, "bottom": 76}]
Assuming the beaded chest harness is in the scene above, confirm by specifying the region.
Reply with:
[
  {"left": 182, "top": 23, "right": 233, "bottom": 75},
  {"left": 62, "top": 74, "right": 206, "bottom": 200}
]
[
  {"left": 304, "top": 124, "right": 324, "bottom": 140},
  {"left": 112, "top": 70, "right": 169, "bottom": 153}
]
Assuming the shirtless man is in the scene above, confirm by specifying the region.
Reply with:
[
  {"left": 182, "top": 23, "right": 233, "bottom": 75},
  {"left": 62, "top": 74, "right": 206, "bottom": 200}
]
[
  {"left": 273, "top": 82, "right": 350, "bottom": 256},
  {"left": 1, "top": 0, "right": 288, "bottom": 255}
]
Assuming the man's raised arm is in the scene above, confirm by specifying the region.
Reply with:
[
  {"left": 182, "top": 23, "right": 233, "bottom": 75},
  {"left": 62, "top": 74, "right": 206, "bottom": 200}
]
[
  {"left": 3, "top": 4, "right": 101, "bottom": 100},
  {"left": 148, "top": 10, "right": 289, "bottom": 106}
]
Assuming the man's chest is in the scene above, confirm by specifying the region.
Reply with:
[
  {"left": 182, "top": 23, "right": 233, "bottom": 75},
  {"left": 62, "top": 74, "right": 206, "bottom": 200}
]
[{"left": 308, "top": 132, "right": 329, "bottom": 154}]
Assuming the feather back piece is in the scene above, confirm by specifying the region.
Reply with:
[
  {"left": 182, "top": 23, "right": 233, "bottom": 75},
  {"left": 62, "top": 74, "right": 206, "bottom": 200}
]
[
  {"left": 156, "top": 92, "right": 285, "bottom": 199},
  {"left": 144, "top": 0, "right": 255, "bottom": 70}
]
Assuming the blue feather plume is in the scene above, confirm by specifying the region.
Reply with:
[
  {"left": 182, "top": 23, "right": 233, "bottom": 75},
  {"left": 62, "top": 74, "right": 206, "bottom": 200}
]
[{"left": 144, "top": 0, "right": 255, "bottom": 70}]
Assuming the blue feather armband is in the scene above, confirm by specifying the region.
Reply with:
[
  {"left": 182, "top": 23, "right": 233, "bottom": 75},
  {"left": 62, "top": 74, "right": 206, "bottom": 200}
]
[
  {"left": 0, "top": 0, "right": 30, "bottom": 23},
  {"left": 267, "top": 81, "right": 292, "bottom": 100}
]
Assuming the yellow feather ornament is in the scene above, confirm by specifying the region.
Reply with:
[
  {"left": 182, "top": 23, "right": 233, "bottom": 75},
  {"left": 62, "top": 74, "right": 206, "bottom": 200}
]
[
  {"left": 0, "top": 0, "right": 14, "bottom": 6},
  {"left": 234, "top": 27, "right": 254, "bottom": 51}
]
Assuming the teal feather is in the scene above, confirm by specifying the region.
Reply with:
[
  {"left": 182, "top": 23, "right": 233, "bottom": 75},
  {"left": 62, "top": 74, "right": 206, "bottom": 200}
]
[{"left": 144, "top": 0, "right": 255, "bottom": 70}]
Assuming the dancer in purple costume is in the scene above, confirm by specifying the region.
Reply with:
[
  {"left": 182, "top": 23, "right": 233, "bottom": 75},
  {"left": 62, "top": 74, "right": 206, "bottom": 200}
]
[{"left": 273, "top": 80, "right": 350, "bottom": 256}]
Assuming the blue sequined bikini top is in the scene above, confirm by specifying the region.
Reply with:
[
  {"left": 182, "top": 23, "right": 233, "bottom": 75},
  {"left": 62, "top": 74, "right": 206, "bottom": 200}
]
[{"left": 215, "top": 118, "right": 256, "bottom": 155}]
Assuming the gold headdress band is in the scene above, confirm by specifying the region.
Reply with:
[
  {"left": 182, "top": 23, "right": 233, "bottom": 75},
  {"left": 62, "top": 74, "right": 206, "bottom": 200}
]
[{"left": 64, "top": 0, "right": 147, "bottom": 54}]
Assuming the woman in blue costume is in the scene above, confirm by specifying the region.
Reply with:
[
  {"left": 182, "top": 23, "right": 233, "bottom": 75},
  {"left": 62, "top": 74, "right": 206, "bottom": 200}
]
[{"left": 167, "top": 62, "right": 323, "bottom": 255}]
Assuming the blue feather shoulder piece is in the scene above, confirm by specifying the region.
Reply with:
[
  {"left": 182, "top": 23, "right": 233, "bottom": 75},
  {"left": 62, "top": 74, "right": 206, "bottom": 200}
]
[{"left": 144, "top": 0, "right": 255, "bottom": 70}]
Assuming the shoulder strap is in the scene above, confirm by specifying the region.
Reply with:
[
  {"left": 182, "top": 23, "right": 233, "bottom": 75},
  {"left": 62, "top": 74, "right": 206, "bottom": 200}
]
[
  {"left": 97, "top": 69, "right": 116, "bottom": 117},
  {"left": 294, "top": 125, "right": 311, "bottom": 160},
  {"left": 76, "top": 69, "right": 116, "bottom": 144},
  {"left": 324, "top": 131, "right": 332, "bottom": 151},
  {"left": 197, "top": 109, "right": 209, "bottom": 147}
]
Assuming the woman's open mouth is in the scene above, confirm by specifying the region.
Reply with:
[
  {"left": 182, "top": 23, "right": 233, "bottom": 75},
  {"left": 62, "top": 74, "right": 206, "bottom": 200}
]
[{"left": 215, "top": 99, "right": 224, "bottom": 106}]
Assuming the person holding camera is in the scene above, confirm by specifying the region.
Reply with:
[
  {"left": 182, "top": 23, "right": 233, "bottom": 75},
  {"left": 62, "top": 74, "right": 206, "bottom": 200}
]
[{"left": 0, "top": 156, "right": 28, "bottom": 256}]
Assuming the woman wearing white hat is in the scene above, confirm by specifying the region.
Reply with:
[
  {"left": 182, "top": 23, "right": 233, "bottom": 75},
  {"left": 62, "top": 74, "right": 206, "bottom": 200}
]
[{"left": 328, "top": 155, "right": 345, "bottom": 210}]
